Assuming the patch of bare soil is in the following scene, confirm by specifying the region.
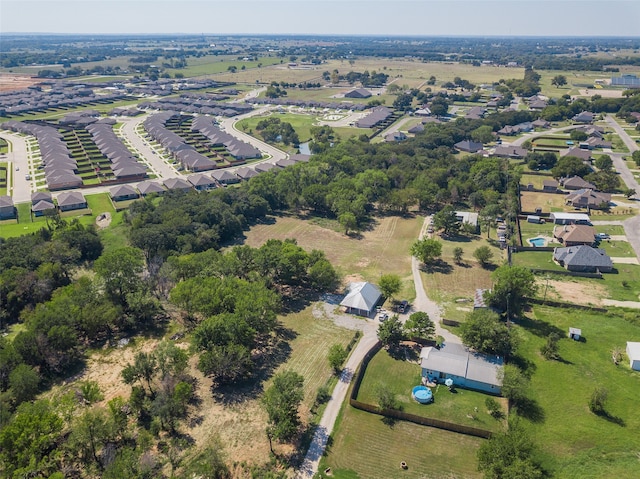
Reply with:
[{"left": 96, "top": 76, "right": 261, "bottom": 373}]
[
  {"left": 83, "top": 339, "right": 161, "bottom": 405},
  {"left": 0, "top": 74, "right": 41, "bottom": 92},
  {"left": 95, "top": 212, "right": 112, "bottom": 229},
  {"left": 541, "top": 279, "right": 606, "bottom": 306}
]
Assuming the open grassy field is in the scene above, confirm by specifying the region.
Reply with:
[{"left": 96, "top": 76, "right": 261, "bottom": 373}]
[
  {"left": 241, "top": 213, "right": 423, "bottom": 301},
  {"left": 517, "top": 306, "right": 640, "bottom": 478},
  {"left": 237, "top": 111, "right": 365, "bottom": 144},
  {"left": 319, "top": 405, "right": 483, "bottom": 479},
  {"left": 521, "top": 173, "right": 554, "bottom": 189},
  {"left": 166, "top": 54, "right": 283, "bottom": 77},
  {"left": 521, "top": 190, "right": 568, "bottom": 214},
  {"left": 511, "top": 250, "right": 566, "bottom": 273},
  {"left": 356, "top": 349, "right": 506, "bottom": 432}
]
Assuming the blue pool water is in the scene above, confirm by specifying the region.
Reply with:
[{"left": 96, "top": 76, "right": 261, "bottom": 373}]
[
  {"left": 412, "top": 385, "right": 433, "bottom": 404},
  {"left": 529, "top": 237, "right": 546, "bottom": 247}
]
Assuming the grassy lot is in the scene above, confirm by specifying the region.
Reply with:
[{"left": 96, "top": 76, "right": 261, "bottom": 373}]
[
  {"left": 275, "top": 308, "right": 356, "bottom": 410},
  {"left": 517, "top": 306, "right": 640, "bottom": 478},
  {"left": 521, "top": 173, "right": 554, "bottom": 189},
  {"left": 511, "top": 250, "right": 566, "bottom": 272},
  {"left": 356, "top": 348, "right": 506, "bottom": 432},
  {"left": 237, "top": 111, "right": 365, "bottom": 144},
  {"left": 418, "top": 233, "right": 502, "bottom": 321},
  {"left": 242, "top": 214, "right": 422, "bottom": 301},
  {"left": 598, "top": 239, "right": 637, "bottom": 258},
  {"left": 164, "top": 54, "right": 283, "bottom": 77},
  {"left": 319, "top": 405, "right": 483, "bottom": 479},
  {"left": 521, "top": 191, "right": 568, "bottom": 214}
]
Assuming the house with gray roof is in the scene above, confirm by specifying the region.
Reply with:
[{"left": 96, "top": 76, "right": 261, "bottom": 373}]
[
  {"left": 31, "top": 191, "right": 53, "bottom": 205},
  {"left": 187, "top": 173, "right": 217, "bottom": 191},
  {"left": 493, "top": 145, "right": 528, "bottom": 159},
  {"left": 163, "top": 177, "right": 192, "bottom": 192},
  {"left": 211, "top": 170, "right": 239, "bottom": 185},
  {"left": 340, "top": 282, "right": 382, "bottom": 317},
  {"left": 565, "top": 189, "right": 611, "bottom": 209},
  {"left": 254, "top": 162, "right": 277, "bottom": 173},
  {"left": 56, "top": 191, "right": 87, "bottom": 212},
  {"left": 0, "top": 195, "right": 16, "bottom": 220},
  {"left": 420, "top": 343, "right": 503, "bottom": 395},
  {"left": 572, "top": 111, "right": 595, "bottom": 124},
  {"left": 110, "top": 184, "right": 140, "bottom": 202},
  {"left": 553, "top": 245, "right": 613, "bottom": 273},
  {"left": 32, "top": 200, "right": 56, "bottom": 217},
  {"left": 454, "top": 140, "right": 483, "bottom": 153},
  {"left": 137, "top": 181, "right": 166, "bottom": 196},
  {"left": 344, "top": 88, "right": 372, "bottom": 99},
  {"left": 235, "top": 167, "right": 258, "bottom": 180},
  {"left": 562, "top": 176, "right": 596, "bottom": 191}
]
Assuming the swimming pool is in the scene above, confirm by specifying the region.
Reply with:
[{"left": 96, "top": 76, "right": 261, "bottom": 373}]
[
  {"left": 412, "top": 385, "right": 433, "bottom": 404},
  {"left": 529, "top": 237, "right": 546, "bottom": 247}
]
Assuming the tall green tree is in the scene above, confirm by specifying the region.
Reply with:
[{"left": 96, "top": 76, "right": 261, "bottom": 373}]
[
  {"left": 473, "top": 246, "right": 494, "bottom": 267},
  {"left": 551, "top": 74, "right": 567, "bottom": 87},
  {"left": 460, "top": 309, "right": 519, "bottom": 357},
  {"left": 377, "top": 315, "right": 405, "bottom": 348},
  {"left": 405, "top": 312, "right": 435, "bottom": 340},
  {"left": 410, "top": 238, "right": 443, "bottom": 265},
  {"left": 94, "top": 247, "right": 146, "bottom": 308},
  {"left": 263, "top": 371, "right": 305, "bottom": 446},
  {"left": 487, "top": 265, "right": 538, "bottom": 318},
  {"left": 433, "top": 206, "right": 461, "bottom": 236},
  {"left": 378, "top": 274, "right": 402, "bottom": 301}
]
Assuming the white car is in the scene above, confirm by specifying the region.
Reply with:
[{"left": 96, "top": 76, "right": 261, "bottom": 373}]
[{"left": 377, "top": 312, "right": 389, "bottom": 322}]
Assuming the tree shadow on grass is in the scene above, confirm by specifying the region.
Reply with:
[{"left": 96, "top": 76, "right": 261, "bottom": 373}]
[
  {"left": 512, "top": 397, "right": 546, "bottom": 423},
  {"left": 595, "top": 410, "right": 626, "bottom": 427},
  {"left": 509, "top": 354, "right": 537, "bottom": 377},
  {"left": 422, "top": 259, "right": 453, "bottom": 274},
  {"left": 518, "top": 315, "right": 565, "bottom": 339}
]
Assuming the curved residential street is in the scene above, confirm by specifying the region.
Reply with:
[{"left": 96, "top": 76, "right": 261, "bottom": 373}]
[{"left": 296, "top": 216, "right": 461, "bottom": 478}]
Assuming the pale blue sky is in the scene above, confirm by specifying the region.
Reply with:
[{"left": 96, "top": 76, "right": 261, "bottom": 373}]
[{"left": 2, "top": 1, "right": 639, "bottom": 36}]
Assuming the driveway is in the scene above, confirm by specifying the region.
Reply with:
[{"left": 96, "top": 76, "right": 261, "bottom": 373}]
[{"left": 296, "top": 216, "right": 462, "bottom": 478}]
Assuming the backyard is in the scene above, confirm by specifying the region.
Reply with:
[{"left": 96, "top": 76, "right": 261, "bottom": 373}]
[
  {"left": 517, "top": 306, "right": 640, "bottom": 478},
  {"left": 356, "top": 348, "right": 506, "bottom": 432}
]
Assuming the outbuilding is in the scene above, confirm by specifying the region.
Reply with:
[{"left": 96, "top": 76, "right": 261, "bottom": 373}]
[
  {"left": 627, "top": 342, "right": 640, "bottom": 371},
  {"left": 569, "top": 327, "right": 582, "bottom": 341}
]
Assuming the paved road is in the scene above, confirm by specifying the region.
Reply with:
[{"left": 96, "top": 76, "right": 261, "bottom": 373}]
[
  {"left": 119, "top": 116, "right": 179, "bottom": 179},
  {"left": 1, "top": 132, "right": 33, "bottom": 203},
  {"left": 603, "top": 116, "right": 640, "bottom": 261},
  {"left": 220, "top": 107, "right": 288, "bottom": 162},
  {"left": 510, "top": 124, "right": 583, "bottom": 147},
  {"left": 296, "top": 216, "right": 462, "bottom": 479}
]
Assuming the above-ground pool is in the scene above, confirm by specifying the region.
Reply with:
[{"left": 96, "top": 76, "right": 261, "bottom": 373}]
[
  {"left": 529, "top": 237, "right": 546, "bottom": 247},
  {"left": 412, "top": 385, "right": 433, "bottom": 404}
]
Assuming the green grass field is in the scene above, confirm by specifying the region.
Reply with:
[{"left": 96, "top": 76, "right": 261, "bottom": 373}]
[
  {"left": 319, "top": 405, "right": 483, "bottom": 479},
  {"left": 356, "top": 349, "right": 506, "bottom": 432},
  {"left": 242, "top": 214, "right": 422, "bottom": 301},
  {"left": 518, "top": 306, "right": 640, "bottom": 478},
  {"left": 275, "top": 307, "right": 355, "bottom": 408}
]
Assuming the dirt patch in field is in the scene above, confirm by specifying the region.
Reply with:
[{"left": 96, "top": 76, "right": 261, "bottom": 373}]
[
  {"left": 541, "top": 279, "right": 606, "bottom": 306},
  {"left": 95, "top": 212, "right": 112, "bottom": 229},
  {"left": 0, "top": 74, "right": 41, "bottom": 92}
]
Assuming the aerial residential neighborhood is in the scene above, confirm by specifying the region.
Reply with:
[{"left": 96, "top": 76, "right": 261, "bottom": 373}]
[{"left": 1, "top": 2, "right": 640, "bottom": 479}]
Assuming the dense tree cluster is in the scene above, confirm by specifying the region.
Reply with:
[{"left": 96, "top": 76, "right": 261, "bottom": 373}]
[{"left": 255, "top": 117, "right": 299, "bottom": 146}]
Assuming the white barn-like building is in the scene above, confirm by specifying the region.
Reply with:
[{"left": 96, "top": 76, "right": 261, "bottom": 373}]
[
  {"left": 626, "top": 342, "right": 640, "bottom": 371},
  {"left": 340, "top": 282, "right": 382, "bottom": 317}
]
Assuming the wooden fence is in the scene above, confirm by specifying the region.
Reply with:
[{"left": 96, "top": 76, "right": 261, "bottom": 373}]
[{"left": 348, "top": 340, "right": 493, "bottom": 439}]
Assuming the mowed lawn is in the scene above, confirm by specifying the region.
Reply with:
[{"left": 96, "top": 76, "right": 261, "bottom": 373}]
[
  {"left": 356, "top": 349, "right": 506, "bottom": 433},
  {"left": 275, "top": 308, "right": 355, "bottom": 409},
  {"left": 319, "top": 406, "right": 483, "bottom": 479},
  {"left": 519, "top": 306, "right": 640, "bottom": 478},
  {"left": 242, "top": 214, "right": 423, "bottom": 299}
]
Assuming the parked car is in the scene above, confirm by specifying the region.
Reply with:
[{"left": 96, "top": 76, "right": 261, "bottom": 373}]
[
  {"left": 398, "top": 300, "right": 409, "bottom": 313},
  {"left": 377, "top": 312, "right": 389, "bottom": 322},
  {"left": 596, "top": 233, "right": 610, "bottom": 240}
]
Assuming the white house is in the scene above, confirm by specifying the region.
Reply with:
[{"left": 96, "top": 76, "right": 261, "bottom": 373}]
[
  {"left": 626, "top": 342, "right": 640, "bottom": 371},
  {"left": 420, "top": 342, "right": 503, "bottom": 395},
  {"left": 340, "top": 282, "right": 382, "bottom": 317}
]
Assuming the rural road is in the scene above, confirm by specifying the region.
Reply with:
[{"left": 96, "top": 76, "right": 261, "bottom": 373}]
[
  {"left": 296, "top": 216, "right": 461, "bottom": 479},
  {"left": 603, "top": 115, "right": 640, "bottom": 261}
]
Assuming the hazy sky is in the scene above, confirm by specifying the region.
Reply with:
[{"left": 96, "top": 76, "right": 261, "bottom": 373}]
[{"left": 2, "top": 0, "right": 639, "bottom": 37}]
